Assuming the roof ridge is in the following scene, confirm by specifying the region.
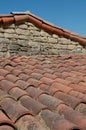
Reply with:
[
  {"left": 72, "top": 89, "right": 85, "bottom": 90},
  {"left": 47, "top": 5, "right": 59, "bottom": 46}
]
[{"left": 0, "top": 11, "right": 86, "bottom": 45}]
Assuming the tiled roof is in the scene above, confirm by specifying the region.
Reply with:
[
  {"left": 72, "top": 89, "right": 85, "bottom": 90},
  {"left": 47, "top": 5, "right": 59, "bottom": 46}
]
[
  {"left": 0, "top": 11, "right": 86, "bottom": 46},
  {"left": 0, "top": 54, "right": 86, "bottom": 130}
]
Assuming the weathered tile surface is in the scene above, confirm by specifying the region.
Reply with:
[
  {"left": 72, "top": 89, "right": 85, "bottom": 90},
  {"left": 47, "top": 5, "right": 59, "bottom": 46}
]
[{"left": 0, "top": 54, "right": 86, "bottom": 130}]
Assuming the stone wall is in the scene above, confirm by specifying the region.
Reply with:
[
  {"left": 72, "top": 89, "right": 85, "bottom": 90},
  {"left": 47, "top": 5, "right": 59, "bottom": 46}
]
[{"left": 0, "top": 22, "right": 86, "bottom": 56}]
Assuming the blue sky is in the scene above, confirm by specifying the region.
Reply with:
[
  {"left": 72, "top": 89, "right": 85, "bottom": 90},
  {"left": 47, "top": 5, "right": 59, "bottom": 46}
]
[{"left": 0, "top": 0, "right": 86, "bottom": 36}]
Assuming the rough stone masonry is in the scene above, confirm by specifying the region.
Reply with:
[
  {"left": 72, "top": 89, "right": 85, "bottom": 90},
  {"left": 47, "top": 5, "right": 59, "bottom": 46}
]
[{"left": 0, "top": 22, "right": 86, "bottom": 56}]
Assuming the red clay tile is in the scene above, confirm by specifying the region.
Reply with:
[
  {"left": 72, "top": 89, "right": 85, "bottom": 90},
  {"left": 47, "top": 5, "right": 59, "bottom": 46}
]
[
  {"left": 0, "top": 60, "right": 16, "bottom": 68},
  {"left": 0, "top": 14, "right": 13, "bottom": 17},
  {"left": 40, "top": 77, "right": 54, "bottom": 86},
  {"left": 0, "top": 89, "right": 11, "bottom": 101},
  {"left": 0, "top": 97, "right": 32, "bottom": 122},
  {"left": 0, "top": 110, "right": 11, "bottom": 124},
  {"left": 6, "top": 74, "right": 19, "bottom": 83},
  {"left": 0, "top": 110, "right": 16, "bottom": 130},
  {"left": 0, "top": 69, "right": 10, "bottom": 77},
  {"left": 66, "top": 76, "right": 83, "bottom": 84},
  {"left": 27, "top": 60, "right": 37, "bottom": 66},
  {"left": 25, "top": 86, "right": 47, "bottom": 99},
  {"left": 41, "top": 23, "right": 54, "bottom": 33},
  {"left": 18, "top": 73, "right": 30, "bottom": 81},
  {"left": 30, "top": 72, "right": 43, "bottom": 80},
  {"left": 70, "top": 71, "right": 85, "bottom": 77},
  {"left": 9, "top": 87, "right": 27, "bottom": 100},
  {"left": 43, "top": 73, "right": 57, "bottom": 79},
  {"left": 0, "top": 126, "right": 15, "bottom": 130},
  {"left": 70, "top": 35, "right": 79, "bottom": 42},
  {"left": 54, "top": 91, "right": 82, "bottom": 109},
  {"left": 0, "top": 54, "right": 86, "bottom": 129},
  {"left": 23, "top": 69, "right": 33, "bottom": 75},
  {"left": 0, "top": 80, "right": 17, "bottom": 92},
  {"left": 57, "top": 104, "right": 86, "bottom": 130},
  {"left": 55, "top": 77, "right": 71, "bottom": 86},
  {"left": 69, "top": 90, "right": 81, "bottom": 98},
  {"left": 16, "top": 115, "right": 46, "bottom": 130},
  {"left": 0, "top": 76, "right": 4, "bottom": 81},
  {"left": 0, "top": 18, "right": 2, "bottom": 24},
  {"left": 51, "top": 82, "right": 73, "bottom": 95},
  {"left": 38, "top": 94, "right": 64, "bottom": 110},
  {"left": 69, "top": 90, "right": 86, "bottom": 102},
  {"left": 12, "top": 69, "right": 22, "bottom": 76},
  {"left": 83, "top": 76, "right": 86, "bottom": 82},
  {"left": 19, "top": 95, "right": 47, "bottom": 115},
  {"left": 33, "top": 68, "right": 46, "bottom": 74},
  {"left": 2, "top": 17, "right": 14, "bottom": 26},
  {"left": 53, "top": 27, "right": 63, "bottom": 36},
  {"left": 75, "top": 103, "right": 86, "bottom": 115},
  {"left": 27, "top": 78, "right": 42, "bottom": 87},
  {"left": 44, "top": 68, "right": 54, "bottom": 74},
  {"left": 41, "top": 109, "right": 80, "bottom": 130},
  {"left": 61, "top": 72, "right": 70, "bottom": 79},
  {"left": 39, "top": 83, "right": 50, "bottom": 91},
  {"left": 63, "top": 32, "right": 70, "bottom": 39},
  {"left": 48, "top": 86, "right": 62, "bottom": 95},
  {"left": 25, "top": 64, "right": 35, "bottom": 70},
  {"left": 5, "top": 65, "right": 14, "bottom": 72},
  {"left": 71, "top": 83, "right": 86, "bottom": 94},
  {"left": 28, "top": 15, "right": 42, "bottom": 28},
  {"left": 15, "top": 80, "right": 30, "bottom": 89},
  {"left": 14, "top": 15, "right": 29, "bottom": 24},
  {"left": 77, "top": 37, "right": 86, "bottom": 46},
  {"left": 14, "top": 65, "right": 24, "bottom": 71}
]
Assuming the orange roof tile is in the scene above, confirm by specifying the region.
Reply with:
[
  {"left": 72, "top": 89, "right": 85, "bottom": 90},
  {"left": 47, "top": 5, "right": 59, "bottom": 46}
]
[
  {"left": 0, "top": 12, "right": 86, "bottom": 46},
  {"left": 0, "top": 54, "right": 86, "bottom": 130}
]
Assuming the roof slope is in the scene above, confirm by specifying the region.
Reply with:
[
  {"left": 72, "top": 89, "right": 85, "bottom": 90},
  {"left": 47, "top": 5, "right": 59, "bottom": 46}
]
[
  {"left": 0, "top": 54, "right": 86, "bottom": 130},
  {"left": 0, "top": 11, "right": 86, "bottom": 46}
]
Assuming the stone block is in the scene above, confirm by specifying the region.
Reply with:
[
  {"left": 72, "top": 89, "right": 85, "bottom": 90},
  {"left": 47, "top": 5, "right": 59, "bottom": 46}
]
[
  {"left": 4, "top": 33, "right": 18, "bottom": 39},
  {"left": 82, "top": 49, "right": 86, "bottom": 53},
  {"left": 18, "top": 51, "right": 29, "bottom": 56},
  {"left": 0, "top": 38, "right": 10, "bottom": 44},
  {"left": 18, "top": 35, "right": 29, "bottom": 40},
  {"left": 0, "top": 52, "right": 7, "bottom": 56},
  {"left": 8, "top": 24, "right": 15, "bottom": 29},
  {"left": 1, "top": 47, "right": 7, "bottom": 52},
  {"left": 33, "top": 37, "right": 42, "bottom": 42},
  {"left": 18, "top": 40, "right": 28, "bottom": 46},
  {"left": 28, "top": 26, "right": 40, "bottom": 31},
  {"left": 0, "top": 38, "right": 4, "bottom": 43},
  {"left": 16, "top": 29, "right": 30, "bottom": 35},
  {"left": 30, "top": 30, "right": 40, "bottom": 36},
  {"left": 9, "top": 44, "right": 20, "bottom": 50},
  {"left": 18, "top": 24, "right": 28, "bottom": 29},
  {"left": 48, "top": 37, "right": 57, "bottom": 43},
  {"left": 49, "top": 49, "right": 59, "bottom": 55},
  {"left": 58, "top": 37, "right": 70, "bottom": 44},
  {"left": 67, "top": 45, "right": 75, "bottom": 50},
  {"left": 3, "top": 29, "right": 15, "bottom": 34},
  {"left": 0, "top": 28, "right": 4, "bottom": 32},
  {"left": 40, "top": 30, "right": 50, "bottom": 37},
  {"left": 20, "top": 46, "right": 29, "bottom": 51},
  {"left": 41, "top": 37, "right": 48, "bottom": 43},
  {"left": 52, "top": 34, "right": 59, "bottom": 39}
]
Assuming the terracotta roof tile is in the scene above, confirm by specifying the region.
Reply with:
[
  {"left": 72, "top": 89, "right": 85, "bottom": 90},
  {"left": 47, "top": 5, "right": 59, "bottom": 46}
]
[
  {"left": 19, "top": 95, "right": 47, "bottom": 115},
  {"left": 0, "top": 11, "right": 86, "bottom": 46},
  {"left": 41, "top": 109, "right": 80, "bottom": 130},
  {"left": 16, "top": 115, "right": 46, "bottom": 130},
  {"left": 0, "top": 97, "right": 32, "bottom": 122},
  {"left": 0, "top": 54, "right": 86, "bottom": 129}
]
